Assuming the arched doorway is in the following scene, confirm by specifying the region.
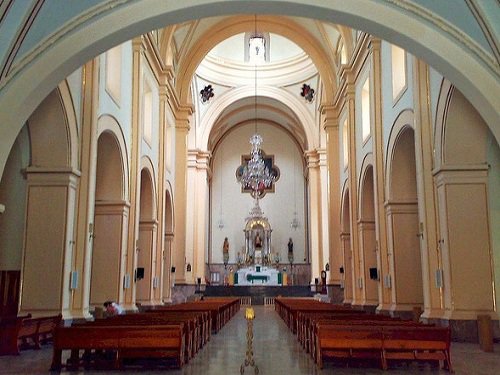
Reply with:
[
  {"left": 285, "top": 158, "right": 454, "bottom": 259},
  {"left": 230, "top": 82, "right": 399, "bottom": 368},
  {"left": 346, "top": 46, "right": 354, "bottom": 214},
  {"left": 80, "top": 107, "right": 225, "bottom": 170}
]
[
  {"left": 162, "top": 188, "right": 174, "bottom": 302},
  {"left": 90, "top": 131, "right": 128, "bottom": 308},
  {"left": 358, "top": 163, "right": 378, "bottom": 306},
  {"left": 386, "top": 125, "right": 424, "bottom": 314},
  {"left": 434, "top": 83, "right": 498, "bottom": 330},
  {"left": 18, "top": 87, "right": 79, "bottom": 318},
  {"left": 136, "top": 165, "right": 157, "bottom": 305},
  {"left": 340, "top": 187, "right": 352, "bottom": 304}
]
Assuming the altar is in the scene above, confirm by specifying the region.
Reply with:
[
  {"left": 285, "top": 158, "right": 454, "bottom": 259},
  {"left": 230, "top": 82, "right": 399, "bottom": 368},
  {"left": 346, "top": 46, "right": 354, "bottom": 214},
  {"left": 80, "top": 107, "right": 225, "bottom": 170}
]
[{"left": 235, "top": 265, "right": 281, "bottom": 286}]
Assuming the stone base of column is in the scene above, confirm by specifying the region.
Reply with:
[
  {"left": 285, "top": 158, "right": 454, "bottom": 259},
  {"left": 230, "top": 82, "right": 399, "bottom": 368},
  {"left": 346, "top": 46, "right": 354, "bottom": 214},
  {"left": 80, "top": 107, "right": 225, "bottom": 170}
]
[
  {"left": 326, "top": 284, "right": 344, "bottom": 304},
  {"left": 421, "top": 318, "right": 500, "bottom": 343}
]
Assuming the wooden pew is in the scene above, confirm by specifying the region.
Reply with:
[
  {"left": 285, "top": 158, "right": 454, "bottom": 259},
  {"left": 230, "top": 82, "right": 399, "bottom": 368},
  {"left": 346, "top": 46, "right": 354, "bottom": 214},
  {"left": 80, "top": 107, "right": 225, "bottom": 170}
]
[
  {"left": 316, "top": 325, "right": 383, "bottom": 369},
  {"left": 315, "top": 324, "right": 452, "bottom": 371},
  {"left": 82, "top": 313, "right": 196, "bottom": 362},
  {"left": 0, "top": 314, "right": 61, "bottom": 355},
  {"left": 51, "top": 325, "right": 185, "bottom": 371},
  {"left": 382, "top": 326, "right": 452, "bottom": 372}
]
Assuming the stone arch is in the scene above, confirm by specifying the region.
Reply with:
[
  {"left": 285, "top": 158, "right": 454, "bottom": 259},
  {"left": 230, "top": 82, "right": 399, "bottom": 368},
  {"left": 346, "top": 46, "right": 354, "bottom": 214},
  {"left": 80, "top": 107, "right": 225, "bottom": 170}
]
[
  {"left": 17, "top": 84, "right": 80, "bottom": 317},
  {"left": 202, "top": 86, "right": 315, "bottom": 150},
  {"left": 385, "top": 113, "right": 423, "bottom": 312},
  {"left": 136, "top": 157, "right": 158, "bottom": 304},
  {"left": 358, "top": 155, "right": 377, "bottom": 306},
  {"left": 433, "top": 82, "right": 497, "bottom": 322},
  {"left": 0, "top": 2, "right": 499, "bottom": 181},
  {"left": 385, "top": 109, "right": 415, "bottom": 200},
  {"left": 162, "top": 182, "right": 175, "bottom": 302},
  {"left": 27, "top": 86, "right": 77, "bottom": 170},
  {"left": 90, "top": 127, "right": 129, "bottom": 307},
  {"left": 139, "top": 157, "right": 157, "bottom": 221},
  {"left": 340, "top": 182, "right": 353, "bottom": 304},
  {"left": 175, "top": 15, "right": 336, "bottom": 105},
  {"left": 97, "top": 115, "right": 130, "bottom": 201}
]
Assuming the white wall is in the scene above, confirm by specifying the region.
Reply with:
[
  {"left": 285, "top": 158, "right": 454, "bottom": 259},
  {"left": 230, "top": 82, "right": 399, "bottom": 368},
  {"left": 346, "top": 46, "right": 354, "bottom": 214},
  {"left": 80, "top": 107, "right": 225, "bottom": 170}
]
[{"left": 210, "top": 122, "right": 306, "bottom": 265}]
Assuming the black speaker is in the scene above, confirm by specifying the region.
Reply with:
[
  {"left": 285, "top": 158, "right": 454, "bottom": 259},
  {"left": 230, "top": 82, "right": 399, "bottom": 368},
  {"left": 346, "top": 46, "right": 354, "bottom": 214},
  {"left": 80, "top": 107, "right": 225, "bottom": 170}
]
[
  {"left": 136, "top": 267, "right": 145, "bottom": 280},
  {"left": 369, "top": 267, "right": 378, "bottom": 280},
  {"left": 339, "top": 267, "right": 344, "bottom": 274},
  {"left": 171, "top": 266, "right": 176, "bottom": 273},
  {"left": 314, "top": 277, "right": 319, "bottom": 285},
  {"left": 197, "top": 277, "right": 202, "bottom": 285}
]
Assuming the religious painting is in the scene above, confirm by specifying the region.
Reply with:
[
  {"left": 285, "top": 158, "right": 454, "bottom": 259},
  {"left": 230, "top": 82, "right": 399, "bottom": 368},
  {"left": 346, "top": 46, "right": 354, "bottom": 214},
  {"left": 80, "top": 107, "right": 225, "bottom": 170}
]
[{"left": 235, "top": 150, "right": 280, "bottom": 198}]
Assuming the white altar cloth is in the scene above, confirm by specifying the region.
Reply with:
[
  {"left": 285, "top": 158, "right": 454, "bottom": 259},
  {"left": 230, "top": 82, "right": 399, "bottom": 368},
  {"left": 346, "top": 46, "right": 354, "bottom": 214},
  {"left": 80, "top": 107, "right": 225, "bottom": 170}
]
[{"left": 236, "top": 266, "right": 280, "bottom": 285}]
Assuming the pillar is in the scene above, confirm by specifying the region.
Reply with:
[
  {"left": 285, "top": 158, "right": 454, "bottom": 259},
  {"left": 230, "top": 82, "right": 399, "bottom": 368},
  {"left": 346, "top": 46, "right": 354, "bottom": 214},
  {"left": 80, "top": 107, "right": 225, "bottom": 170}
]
[
  {"left": 322, "top": 105, "right": 342, "bottom": 285},
  {"left": 412, "top": 57, "right": 445, "bottom": 319},
  {"left": 90, "top": 202, "right": 129, "bottom": 306},
  {"left": 20, "top": 168, "right": 79, "bottom": 319},
  {"left": 70, "top": 59, "right": 99, "bottom": 320},
  {"left": 305, "top": 150, "right": 323, "bottom": 285},
  {"left": 172, "top": 106, "right": 192, "bottom": 284},
  {"left": 435, "top": 167, "right": 495, "bottom": 321},
  {"left": 136, "top": 220, "right": 158, "bottom": 305},
  {"left": 186, "top": 149, "right": 210, "bottom": 285},
  {"left": 122, "top": 37, "right": 143, "bottom": 311},
  {"left": 358, "top": 220, "right": 378, "bottom": 306},
  {"left": 345, "top": 75, "right": 362, "bottom": 306},
  {"left": 340, "top": 232, "right": 353, "bottom": 304},
  {"left": 369, "top": 38, "right": 391, "bottom": 311}
]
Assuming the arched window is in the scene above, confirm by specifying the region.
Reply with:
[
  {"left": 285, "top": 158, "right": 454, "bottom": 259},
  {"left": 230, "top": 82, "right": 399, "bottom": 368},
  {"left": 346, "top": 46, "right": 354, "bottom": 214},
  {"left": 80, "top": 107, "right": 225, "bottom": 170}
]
[{"left": 391, "top": 44, "right": 407, "bottom": 101}]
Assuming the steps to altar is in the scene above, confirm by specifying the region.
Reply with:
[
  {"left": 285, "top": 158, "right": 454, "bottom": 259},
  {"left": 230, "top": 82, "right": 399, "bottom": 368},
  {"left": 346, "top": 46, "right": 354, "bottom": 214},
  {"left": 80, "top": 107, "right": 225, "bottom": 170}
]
[{"left": 202, "top": 285, "right": 314, "bottom": 305}]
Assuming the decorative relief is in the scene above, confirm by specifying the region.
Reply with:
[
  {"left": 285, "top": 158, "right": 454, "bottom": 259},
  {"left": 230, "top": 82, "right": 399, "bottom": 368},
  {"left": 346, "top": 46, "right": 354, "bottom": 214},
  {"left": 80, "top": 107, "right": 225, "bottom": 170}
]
[{"left": 300, "top": 83, "right": 315, "bottom": 103}]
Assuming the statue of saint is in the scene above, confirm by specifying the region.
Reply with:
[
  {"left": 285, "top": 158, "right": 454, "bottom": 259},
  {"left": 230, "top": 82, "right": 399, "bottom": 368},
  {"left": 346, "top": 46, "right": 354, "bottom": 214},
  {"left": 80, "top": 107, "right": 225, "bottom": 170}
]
[
  {"left": 254, "top": 233, "right": 262, "bottom": 248},
  {"left": 223, "top": 237, "right": 229, "bottom": 253},
  {"left": 288, "top": 238, "right": 293, "bottom": 254}
]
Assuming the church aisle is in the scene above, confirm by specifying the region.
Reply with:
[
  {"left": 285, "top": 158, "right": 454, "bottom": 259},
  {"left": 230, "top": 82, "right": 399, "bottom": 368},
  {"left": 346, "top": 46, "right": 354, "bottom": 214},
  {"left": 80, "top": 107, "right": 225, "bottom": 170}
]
[{"left": 0, "top": 306, "right": 500, "bottom": 374}]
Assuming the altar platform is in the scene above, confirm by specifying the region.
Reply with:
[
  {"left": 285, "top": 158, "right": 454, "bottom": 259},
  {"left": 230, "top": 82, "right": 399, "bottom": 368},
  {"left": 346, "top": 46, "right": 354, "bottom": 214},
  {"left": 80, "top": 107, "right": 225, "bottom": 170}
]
[
  {"left": 203, "top": 285, "right": 314, "bottom": 305},
  {"left": 235, "top": 265, "right": 280, "bottom": 285}
]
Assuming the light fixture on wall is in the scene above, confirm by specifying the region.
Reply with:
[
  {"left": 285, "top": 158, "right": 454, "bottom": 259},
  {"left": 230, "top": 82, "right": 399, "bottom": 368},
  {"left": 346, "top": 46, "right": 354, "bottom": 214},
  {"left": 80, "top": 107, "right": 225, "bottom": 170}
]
[{"left": 237, "top": 15, "right": 276, "bottom": 198}]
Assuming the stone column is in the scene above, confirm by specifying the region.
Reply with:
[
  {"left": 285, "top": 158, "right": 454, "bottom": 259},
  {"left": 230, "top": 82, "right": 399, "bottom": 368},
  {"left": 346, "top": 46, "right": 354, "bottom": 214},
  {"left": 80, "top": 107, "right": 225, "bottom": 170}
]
[
  {"left": 122, "top": 37, "right": 143, "bottom": 312},
  {"left": 318, "top": 148, "right": 330, "bottom": 273},
  {"left": 186, "top": 149, "right": 210, "bottom": 285},
  {"left": 358, "top": 220, "right": 378, "bottom": 306},
  {"left": 136, "top": 220, "right": 158, "bottom": 305},
  {"left": 385, "top": 201, "right": 423, "bottom": 312},
  {"left": 305, "top": 150, "right": 323, "bottom": 285},
  {"left": 172, "top": 106, "right": 192, "bottom": 284},
  {"left": 412, "top": 57, "right": 445, "bottom": 319},
  {"left": 90, "top": 201, "right": 129, "bottom": 307},
  {"left": 345, "top": 76, "right": 362, "bottom": 306},
  {"left": 154, "top": 81, "right": 168, "bottom": 304},
  {"left": 70, "top": 59, "right": 99, "bottom": 320},
  {"left": 322, "top": 105, "right": 342, "bottom": 285},
  {"left": 369, "top": 38, "right": 391, "bottom": 311},
  {"left": 435, "top": 167, "right": 495, "bottom": 324},
  {"left": 340, "top": 232, "right": 353, "bottom": 304},
  {"left": 20, "top": 168, "right": 79, "bottom": 319},
  {"left": 162, "top": 233, "right": 174, "bottom": 302}
]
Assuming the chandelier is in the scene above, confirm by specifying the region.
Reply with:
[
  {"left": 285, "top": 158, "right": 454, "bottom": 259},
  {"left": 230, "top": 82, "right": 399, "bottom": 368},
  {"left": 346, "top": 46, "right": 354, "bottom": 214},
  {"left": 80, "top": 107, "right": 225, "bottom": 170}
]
[{"left": 237, "top": 15, "right": 276, "bottom": 197}]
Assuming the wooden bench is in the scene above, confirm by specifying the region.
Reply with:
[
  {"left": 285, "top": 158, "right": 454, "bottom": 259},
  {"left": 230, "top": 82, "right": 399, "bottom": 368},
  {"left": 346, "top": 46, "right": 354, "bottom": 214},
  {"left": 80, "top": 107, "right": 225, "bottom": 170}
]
[
  {"left": 88, "top": 312, "right": 201, "bottom": 362},
  {"left": 51, "top": 324, "right": 185, "bottom": 371},
  {"left": 0, "top": 314, "right": 61, "bottom": 355},
  {"left": 315, "top": 324, "right": 452, "bottom": 371},
  {"left": 382, "top": 326, "right": 452, "bottom": 372}
]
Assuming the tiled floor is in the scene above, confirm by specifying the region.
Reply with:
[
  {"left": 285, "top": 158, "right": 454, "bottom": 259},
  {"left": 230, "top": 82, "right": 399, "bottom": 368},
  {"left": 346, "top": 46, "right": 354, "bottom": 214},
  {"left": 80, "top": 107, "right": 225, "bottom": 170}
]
[{"left": 1, "top": 306, "right": 499, "bottom": 374}]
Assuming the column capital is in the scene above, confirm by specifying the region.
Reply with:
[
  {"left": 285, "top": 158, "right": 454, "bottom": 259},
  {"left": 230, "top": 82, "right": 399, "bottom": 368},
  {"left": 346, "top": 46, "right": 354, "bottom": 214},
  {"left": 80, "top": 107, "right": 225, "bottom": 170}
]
[
  {"left": 187, "top": 149, "right": 212, "bottom": 171},
  {"left": 304, "top": 149, "right": 320, "bottom": 168},
  {"left": 367, "top": 36, "right": 382, "bottom": 51}
]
